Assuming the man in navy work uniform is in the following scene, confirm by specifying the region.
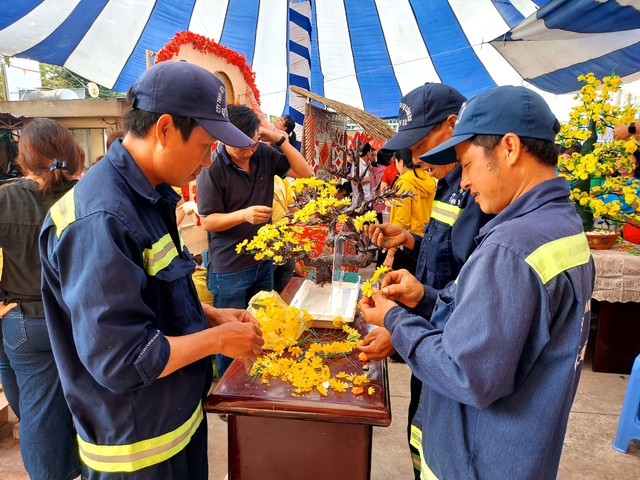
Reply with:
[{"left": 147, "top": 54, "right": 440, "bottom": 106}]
[
  {"left": 361, "top": 86, "right": 594, "bottom": 479},
  {"left": 39, "top": 61, "right": 264, "bottom": 479},
  {"left": 196, "top": 104, "right": 312, "bottom": 374},
  {"left": 358, "top": 83, "right": 492, "bottom": 477}
]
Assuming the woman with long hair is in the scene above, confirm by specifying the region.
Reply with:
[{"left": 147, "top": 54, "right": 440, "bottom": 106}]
[
  {"left": 275, "top": 115, "right": 297, "bottom": 150},
  {"left": 384, "top": 148, "right": 436, "bottom": 273},
  {"left": 0, "top": 118, "right": 82, "bottom": 478}
]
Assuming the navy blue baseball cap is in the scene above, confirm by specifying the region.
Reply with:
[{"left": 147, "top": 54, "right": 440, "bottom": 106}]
[
  {"left": 131, "top": 60, "right": 255, "bottom": 148},
  {"left": 381, "top": 83, "right": 466, "bottom": 152},
  {"left": 421, "top": 86, "right": 559, "bottom": 163}
]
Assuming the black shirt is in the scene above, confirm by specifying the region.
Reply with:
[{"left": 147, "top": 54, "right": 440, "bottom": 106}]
[
  {"left": 196, "top": 143, "right": 290, "bottom": 273},
  {"left": 289, "top": 130, "right": 298, "bottom": 150},
  {"left": 0, "top": 178, "right": 76, "bottom": 316}
]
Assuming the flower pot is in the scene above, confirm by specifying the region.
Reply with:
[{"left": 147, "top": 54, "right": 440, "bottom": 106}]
[{"left": 585, "top": 231, "right": 619, "bottom": 250}]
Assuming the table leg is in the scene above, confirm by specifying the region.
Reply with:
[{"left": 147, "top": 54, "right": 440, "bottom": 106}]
[{"left": 228, "top": 415, "right": 372, "bottom": 480}]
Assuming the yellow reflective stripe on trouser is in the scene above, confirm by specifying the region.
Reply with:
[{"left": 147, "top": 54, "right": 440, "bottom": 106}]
[
  {"left": 77, "top": 401, "right": 204, "bottom": 473},
  {"left": 410, "top": 424, "right": 422, "bottom": 471},
  {"left": 49, "top": 189, "right": 76, "bottom": 237},
  {"left": 410, "top": 425, "right": 439, "bottom": 480},
  {"left": 524, "top": 233, "right": 591, "bottom": 284},
  {"left": 430, "top": 201, "right": 463, "bottom": 227},
  {"left": 143, "top": 233, "right": 180, "bottom": 276}
]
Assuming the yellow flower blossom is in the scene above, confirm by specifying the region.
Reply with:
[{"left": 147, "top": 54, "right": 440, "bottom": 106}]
[
  {"left": 251, "top": 298, "right": 312, "bottom": 351},
  {"left": 353, "top": 211, "right": 378, "bottom": 231},
  {"left": 370, "top": 265, "right": 389, "bottom": 283},
  {"left": 361, "top": 282, "right": 374, "bottom": 298},
  {"left": 288, "top": 346, "right": 303, "bottom": 357},
  {"left": 236, "top": 223, "right": 312, "bottom": 265},
  {"left": 329, "top": 378, "right": 348, "bottom": 393},
  {"left": 351, "top": 374, "right": 371, "bottom": 386},
  {"left": 361, "top": 265, "right": 390, "bottom": 297},
  {"left": 557, "top": 72, "right": 639, "bottom": 228},
  {"left": 250, "top": 317, "right": 367, "bottom": 396}
]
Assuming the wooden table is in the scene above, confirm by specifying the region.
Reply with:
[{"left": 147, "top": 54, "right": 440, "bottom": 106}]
[
  {"left": 205, "top": 277, "right": 391, "bottom": 480},
  {"left": 590, "top": 245, "right": 640, "bottom": 373}
]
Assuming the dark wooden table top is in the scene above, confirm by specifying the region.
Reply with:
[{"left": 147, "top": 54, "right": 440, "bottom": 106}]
[{"left": 205, "top": 277, "right": 391, "bottom": 427}]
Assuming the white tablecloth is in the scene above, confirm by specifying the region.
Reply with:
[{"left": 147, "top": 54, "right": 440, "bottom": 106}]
[{"left": 591, "top": 244, "right": 640, "bottom": 303}]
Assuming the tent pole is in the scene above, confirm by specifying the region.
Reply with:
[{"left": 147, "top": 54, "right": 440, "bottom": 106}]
[
  {"left": 1, "top": 61, "right": 10, "bottom": 101},
  {"left": 145, "top": 50, "right": 156, "bottom": 70}
]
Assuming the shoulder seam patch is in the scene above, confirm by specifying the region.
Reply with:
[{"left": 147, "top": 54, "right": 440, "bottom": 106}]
[{"left": 525, "top": 233, "right": 591, "bottom": 284}]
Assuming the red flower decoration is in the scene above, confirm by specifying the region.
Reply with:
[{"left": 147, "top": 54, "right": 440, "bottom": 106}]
[{"left": 156, "top": 31, "right": 260, "bottom": 104}]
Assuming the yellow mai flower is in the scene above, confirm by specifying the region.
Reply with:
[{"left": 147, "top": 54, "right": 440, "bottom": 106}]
[
  {"left": 250, "top": 297, "right": 312, "bottom": 351},
  {"left": 371, "top": 265, "right": 389, "bottom": 283},
  {"left": 361, "top": 282, "right": 374, "bottom": 298},
  {"left": 353, "top": 211, "right": 378, "bottom": 231},
  {"left": 361, "top": 265, "right": 389, "bottom": 297},
  {"left": 332, "top": 316, "right": 346, "bottom": 328},
  {"left": 288, "top": 346, "right": 303, "bottom": 357},
  {"left": 557, "top": 72, "right": 639, "bottom": 228},
  {"left": 329, "top": 378, "right": 348, "bottom": 393},
  {"left": 236, "top": 222, "right": 311, "bottom": 265},
  {"left": 250, "top": 318, "right": 368, "bottom": 396},
  {"left": 235, "top": 239, "right": 248, "bottom": 254}
]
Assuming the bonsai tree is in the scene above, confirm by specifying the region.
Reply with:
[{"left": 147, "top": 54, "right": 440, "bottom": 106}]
[{"left": 237, "top": 138, "right": 412, "bottom": 284}]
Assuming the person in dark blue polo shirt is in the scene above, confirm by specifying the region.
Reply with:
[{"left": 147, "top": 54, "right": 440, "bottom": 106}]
[{"left": 196, "top": 104, "right": 313, "bottom": 373}]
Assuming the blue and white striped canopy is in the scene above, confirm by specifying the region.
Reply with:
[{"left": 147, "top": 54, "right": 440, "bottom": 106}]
[
  {"left": 1, "top": 0, "right": 636, "bottom": 120},
  {"left": 492, "top": 0, "right": 640, "bottom": 94}
]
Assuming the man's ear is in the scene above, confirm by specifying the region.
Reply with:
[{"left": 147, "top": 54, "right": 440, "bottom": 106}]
[
  {"left": 433, "top": 115, "right": 457, "bottom": 135},
  {"left": 155, "top": 114, "right": 174, "bottom": 147},
  {"left": 445, "top": 114, "right": 457, "bottom": 130},
  {"left": 501, "top": 133, "right": 523, "bottom": 166}
]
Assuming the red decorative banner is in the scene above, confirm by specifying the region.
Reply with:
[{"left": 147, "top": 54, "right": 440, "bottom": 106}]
[{"left": 304, "top": 104, "right": 349, "bottom": 172}]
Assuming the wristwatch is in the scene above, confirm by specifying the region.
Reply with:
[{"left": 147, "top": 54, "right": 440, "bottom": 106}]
[
  {"left": 629, "top": 123, "right": 636, "bottom": 135},
  {"left": 275, "top": 135, "right": 286, "bottom": 147}
]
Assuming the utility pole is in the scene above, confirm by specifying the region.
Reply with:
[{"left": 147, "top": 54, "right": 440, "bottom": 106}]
[{"left": 1, "top": 58, "right": 10, "bottom": 101}]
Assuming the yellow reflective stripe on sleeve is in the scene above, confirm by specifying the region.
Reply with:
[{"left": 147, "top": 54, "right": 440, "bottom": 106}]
[
  {"left": 143, "top": 233, "right": 180, "bottom": 276},
  {"left": 430, "top": 201, "right": 463, "bottom": 227},
  {"left": 49, "top": 189, "right": 76, "bottom": 237},
  {"left": 525, "top": 233, "right": 591, "bottom": 285},
  {"left": 78, "top": 401, "right": 203, "bottom": 473},
  {"left": 410, "top": 425, "right": 440, "bottom": 480}
]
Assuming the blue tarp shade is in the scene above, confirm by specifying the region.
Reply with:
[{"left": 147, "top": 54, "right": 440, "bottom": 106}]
[
  {"left": 492, "top": 0, "right": 640, "bottom": 94},
  {"left": 1, "top": 0, "right": 637, "bottom": 118}
]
